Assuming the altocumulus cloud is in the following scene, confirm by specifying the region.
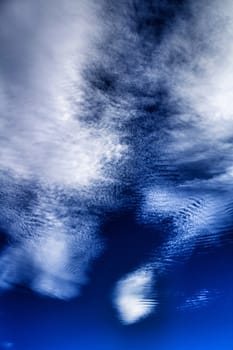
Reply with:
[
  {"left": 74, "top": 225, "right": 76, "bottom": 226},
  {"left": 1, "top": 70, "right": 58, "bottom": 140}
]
[
  {"left": 113, "top": 0, "right": 233, "bottom": 324},
  {"left": 0, "top": 0, "right": 127, "bottom": 299},
  {"left": 0, "top": 0, "right": 232, "bottom": 323}
]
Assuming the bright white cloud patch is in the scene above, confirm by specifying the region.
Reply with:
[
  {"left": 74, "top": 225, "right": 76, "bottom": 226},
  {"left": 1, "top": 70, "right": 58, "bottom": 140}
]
[
  {"left": 113, "top": 269, "right": 156, "bottom": 325},
  {"left": 0, "top": 0, "right": 127, "bottom": 299},
  {"left": 0, "top": 0, "right": 126, "bottom": 187},
  {"left": 158, "top": 0, "right": 233, "bottom": 181}
]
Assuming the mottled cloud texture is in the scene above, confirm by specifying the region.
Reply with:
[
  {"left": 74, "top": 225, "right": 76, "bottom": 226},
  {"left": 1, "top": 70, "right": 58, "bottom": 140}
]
[
  {"left": 0, "top": 0, "right": 232, "bottom": 323},
  {"left": 112, "top": 0, "right": 233, "bottom": 324},
  {"left": 0, "top": 0, "right": 127, "bottom": 299}
]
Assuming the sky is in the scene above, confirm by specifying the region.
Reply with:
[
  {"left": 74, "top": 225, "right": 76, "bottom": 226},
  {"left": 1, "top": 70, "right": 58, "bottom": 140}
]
[{"left": 0, "top": 0, "right": 233, "bottom": 349}]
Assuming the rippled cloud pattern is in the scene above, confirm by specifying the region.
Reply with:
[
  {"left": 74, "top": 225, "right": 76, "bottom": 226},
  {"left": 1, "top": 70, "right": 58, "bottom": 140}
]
[{"left": 0, "top": 0, "right": 232, "bottom": 328}]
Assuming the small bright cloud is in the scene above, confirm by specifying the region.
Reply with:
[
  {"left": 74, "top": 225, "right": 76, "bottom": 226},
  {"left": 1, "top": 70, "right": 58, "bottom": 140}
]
[{"left": 113, "top": 269, "right": 156, "bottom": 325}]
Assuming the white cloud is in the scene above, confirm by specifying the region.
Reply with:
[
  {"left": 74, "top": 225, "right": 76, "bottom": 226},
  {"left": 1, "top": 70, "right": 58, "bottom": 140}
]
[
  {"left": 0, "top": 197, "right": 102, "bottom": 299},
  {"left": 134, "top": 0, "right": 233, "bottom": 322},
  {"left": 157, "top": 0, "right": 233, "bottom": 182},
  {"left": 0, "top": 0, "right": 126, "bottom": 188},
  {"left": 113, "top": 268, "right": 156, "bottom": 325},
  {"left": 0, "top": 0, "right": 232, "bottom": 309},
  {"left": 0, "top": 0, "right": 127, "bottom": 299}
]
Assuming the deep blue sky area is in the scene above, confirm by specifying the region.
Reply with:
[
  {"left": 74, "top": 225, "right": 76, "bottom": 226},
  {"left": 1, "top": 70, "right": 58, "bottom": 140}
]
[{"left": 1, "top": 212, "right": 232, "bottom": 349}]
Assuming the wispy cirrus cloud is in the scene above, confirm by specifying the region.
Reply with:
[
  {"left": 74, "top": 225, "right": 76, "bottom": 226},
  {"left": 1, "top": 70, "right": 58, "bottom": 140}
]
[{"left": 178, "top": 289, "right": 220, "bottom": 312}]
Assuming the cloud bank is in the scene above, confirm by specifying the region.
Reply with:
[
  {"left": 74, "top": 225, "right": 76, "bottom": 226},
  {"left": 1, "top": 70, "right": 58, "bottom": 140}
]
[
  {"left": 0, "top": 0, "right": 232, "bottom": 323},
  {"left": 113, "top": 0, "right": 233, "bottom": 324},
  {"left": 0, "top": 0, "right": 127, "bottom": 299}
]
